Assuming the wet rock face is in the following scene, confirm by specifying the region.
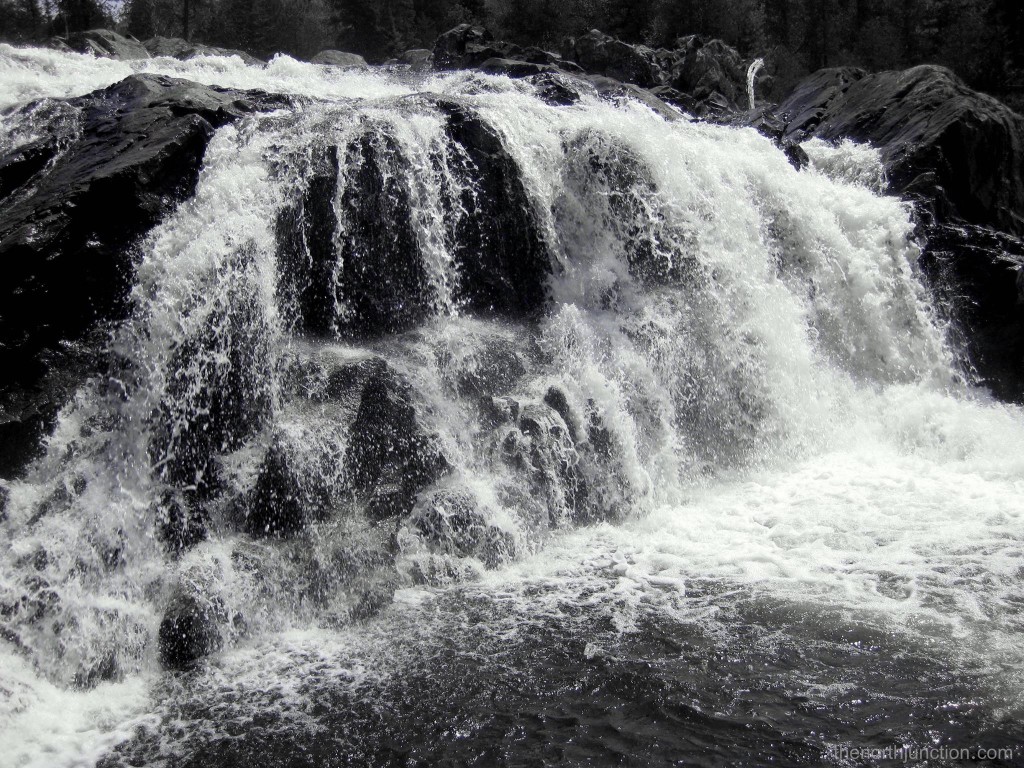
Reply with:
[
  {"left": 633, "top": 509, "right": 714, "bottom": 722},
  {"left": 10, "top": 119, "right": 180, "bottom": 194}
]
[
  {"left": 409, "top": 487, "right": 517, "bottom": 568},
  {"left": 778, "top": 64, "right": 1024, "bottom": 400},
  {"left": 150, "top": 276, "right": 275, "bottom": 495},
  {"left": 277, "top": 134, "right": 429, "bottom": 338},
  {"left": 158, "top": 591, "right": 224, "bottom": 670},
  {"left": 0, "top": 74, "right": 289, "bottom": 479},
  {"left": 344, "top": 364, "right": 450, "bottom": 521},
  {"left": 156, "top": 493, "right": 209, "bottom": 554},
  {"left": 439, "top": 101, "right": 552, "bottom": 318},
  {"left": 919, "top": 224, "right": 1024, "bottom": 402},
  {"left": 245, "top": 434, "right": 338, "bottom": 538},
  {"left": 779, "top": 65, "right": 1024, "bottom": 239}
]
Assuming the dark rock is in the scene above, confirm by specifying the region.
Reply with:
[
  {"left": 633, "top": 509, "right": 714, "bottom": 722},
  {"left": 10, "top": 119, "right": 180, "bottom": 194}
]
[
  {"left": 143, "top": 36, "right": 263, "bottom": 66},
  {"left": 0, "top": 484, "right": 8, "bottom": 522},
  {"left": 438, "top": 100, "right": 551, "bottom": 316},
  {"left": 0, "top": 74, "right": 289, "bottom": 479},
  {"left": 156, "top": 492, "right": 208, "bottom": 554},
  {"left": 433, "top": 24, "right": 507, "bottom": 70},
  {"left": 399, "top": 48, "right": 433, "bottom": 71},
  {"left": 158, "top": 591, "right": 223, "bottom": 669},
  {"left": 345, "top": 365, "right": 449, "bottom": 521},
  {"left": 276, "top": 133, "right": 429, "bottom": 337},
  {"left": 245, "top": 435, "right": 334, "bottom": 537},
  {"left": 478, "top": 58, "right": 560, "bottom": 79},
  {"left": 779, "top": 65, "right": 1024, "bottom": 237},
  {"left": 150, "top": 272, "right": 275, "bottom": 493},
  {"left": 778, "top": 65, "right": 1024, "bottom": 398},
  {"left": 310, "top": 50, "right": 368, "bottom": 69},
  {"left": 410, "top": 486, "right": 517, "bottom": 567},
  {"left": 669, "top": 35, "right": 746, "bottom": 111},
  {"left": 919, "top": 224, "right": 1024, "bottom": 401},
  {"left": 337, "top": 133, "right": 430, "bottom": 334},
  {"left": 64, "top": 29, "right": 150, "bottom": 60},
  {"left": 530, "top": 72, "right": 584, "bottom": 106},
  {"left": 564, "top": 29, "right": 662, "bottom": 88}
]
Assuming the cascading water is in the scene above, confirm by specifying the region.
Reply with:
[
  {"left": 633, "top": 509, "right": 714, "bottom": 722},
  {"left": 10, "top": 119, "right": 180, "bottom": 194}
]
[
  {"left": 746, "top": 57, "right": 764, "bottom": 110},
  {"left": 2, "top": 44, "right": 1023, "bottom": 767}
]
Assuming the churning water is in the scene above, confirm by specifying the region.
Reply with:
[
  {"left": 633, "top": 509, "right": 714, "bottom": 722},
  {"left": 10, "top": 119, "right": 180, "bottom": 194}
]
[{"left": 1, "top": 45, "right": 1023, "bottom": 767}]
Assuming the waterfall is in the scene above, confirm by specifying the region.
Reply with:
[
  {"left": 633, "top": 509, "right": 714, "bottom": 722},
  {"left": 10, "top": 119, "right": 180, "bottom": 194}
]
[
  {"left": 2, "top": 45, "right": 1024, "bottom": 767},
  {"left": 747, "top": 57, "right": 764, "bottom": 110}
]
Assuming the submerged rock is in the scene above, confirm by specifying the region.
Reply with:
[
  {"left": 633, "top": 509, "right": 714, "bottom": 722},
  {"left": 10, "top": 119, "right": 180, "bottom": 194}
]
[
  {"left": 150, "top": 275, "right": 275, "bottom": 494},
  {"left": 408, "top": 486, "right": 517, "bottom": 568},
  {"left": 0, "top": 74, "right": 289, "bottom": 478}
]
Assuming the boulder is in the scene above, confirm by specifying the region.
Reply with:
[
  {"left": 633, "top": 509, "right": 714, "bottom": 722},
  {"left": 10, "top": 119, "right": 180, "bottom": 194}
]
[
  {"left": 433, "top": 24, "right": 507, "bottom": 70},
  {"left": 408, "top": 486, "right": 517, "bottom": 568},
  {"left": 778, "top": 64, "right": 1024, "bottom": 400},
  {"left": 564, "top": 29, "right": 662, "bottom": 88},
  {"left": 155, "top": 492, "right": 209, "bottom": 554},
  {"left": 344, "top": 364, "right": 449, "bottom": 521},
  {"left": 437, "top": 100, "right": 552, "bottom": 316},
  {"left": 64, "top": 29, "right": 150, "bottom": 60},
  {"left": 0, "top": 74, "right": 289, "bottom": 479},
  {"left": 245, "top": 433, "right": 336, "bottom": 537},
  {"left": 143, "top": 36, "right": 263, "bottom": 66},
  {"left": 399, "top": 48, "right": 433, "bottom": 72},
  {"left": 669, "top": 35, "right": 747, "bottom": 111},
  {"left": 276, "top": 133, "right": 430, "bottom": 337},
  {"left": 779, "top": 65, "right": 1024, "bottom": 237},
  {"left": 310, "top": 50, "right": 368, "bottom": 69},
  {"left": 158, "top": 590, "right": 223, "bottom": 669}
]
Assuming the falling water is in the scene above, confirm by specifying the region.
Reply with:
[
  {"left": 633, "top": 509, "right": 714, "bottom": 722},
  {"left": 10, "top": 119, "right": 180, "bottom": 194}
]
[
  {"left": 746, "top": 57, "right": 764, "bottom": 110},
  {"left": 2, "top": 44, "right": 1023, "bottom": 767}
]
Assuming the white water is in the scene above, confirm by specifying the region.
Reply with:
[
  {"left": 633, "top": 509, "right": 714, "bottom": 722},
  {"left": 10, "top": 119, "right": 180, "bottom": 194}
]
[
  {"left": 746, "top": 57, "right": 764, "bottom": 110},
  {"left": 1, "top": 45, "right": 1023, "bottom": 766}
]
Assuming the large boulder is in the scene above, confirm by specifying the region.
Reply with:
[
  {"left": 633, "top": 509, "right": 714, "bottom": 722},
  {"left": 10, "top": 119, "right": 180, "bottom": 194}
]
[
  {"left": 778, "top": 65, "right": 1024, "bottom": 400},
  {"left": 0, "top": 74, "right": 289, "bottom": 478},
  {"left": 157, "top": 590, "right": 223, "bottom": 669},
  {"left": 275, "top": 132, "right": 429, "bottom": 337},
  {"left": 344, "top": 364, "right": 449, "bottom": 521},
  {"left": 563, "top": 29, "right": 663, "bottom": 88},
  {"left": 143, "top": 36, "right": 263, "bottom": 66},
  {"left": 310, "top": 50, "right": 368, "bottom": 69},
  {"left": 669, "top": 35, "right": 747, "bottom": 112},
  {"left": 779, "top": 65, "right": 1024, "bottom": 237},
  {"left": 562, "top": 30, "right": 747, "bottom": 113},
  {"left": 64, "top": 29, "right": 150, "bottom": 60},
  {"left": 437, "top": 100, "right": 552, "bottom": 316},
  {"left": 399, "top": 48, "right": 433, "bottom": 72}
]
